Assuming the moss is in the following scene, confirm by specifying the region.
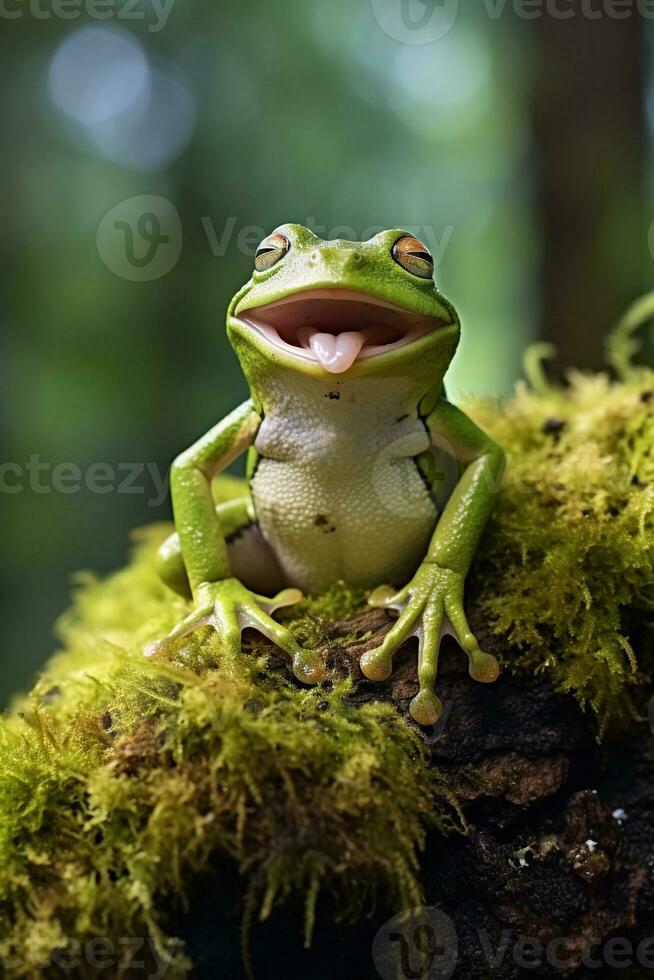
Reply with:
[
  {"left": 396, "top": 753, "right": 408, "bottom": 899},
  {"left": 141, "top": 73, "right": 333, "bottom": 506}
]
[
  {"left": 3, "top": 301, "right": 654, "bottom": 974},
  {"left": 0, "top": 523, "right": 463, "bottom": 978},
  {"left": 468, "top": 300, "right": 654, "bottom": 732}
]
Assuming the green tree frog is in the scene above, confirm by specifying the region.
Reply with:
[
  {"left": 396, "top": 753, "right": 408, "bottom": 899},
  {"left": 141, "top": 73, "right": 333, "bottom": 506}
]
[{"left": 154, "top": 224, "right": 505, "bottom": 726}]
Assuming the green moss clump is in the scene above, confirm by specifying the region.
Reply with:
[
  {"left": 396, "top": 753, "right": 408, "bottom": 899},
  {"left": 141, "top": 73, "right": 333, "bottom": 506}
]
[
  {"left": 0, "top": 527, "right": 463, "bottom": 978},
  {"left": 468, "top": 305, "right": 654, "bottom": 731}
]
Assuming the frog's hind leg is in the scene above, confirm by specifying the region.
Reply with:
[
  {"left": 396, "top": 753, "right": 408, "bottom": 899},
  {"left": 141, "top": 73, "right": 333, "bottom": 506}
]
[{"left": 156, "top": 497, "right": 285, "bottom": 599}]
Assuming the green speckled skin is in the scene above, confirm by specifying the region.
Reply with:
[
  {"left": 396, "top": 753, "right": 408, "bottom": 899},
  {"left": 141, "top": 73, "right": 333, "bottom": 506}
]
[{"left": 154, "top": 224, "right": 506, "bottom": 725}]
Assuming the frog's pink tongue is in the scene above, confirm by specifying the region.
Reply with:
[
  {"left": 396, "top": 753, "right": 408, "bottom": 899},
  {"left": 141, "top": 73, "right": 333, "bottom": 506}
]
[{"left": 306, "top": 331, "right": 366, "bottom": 374}]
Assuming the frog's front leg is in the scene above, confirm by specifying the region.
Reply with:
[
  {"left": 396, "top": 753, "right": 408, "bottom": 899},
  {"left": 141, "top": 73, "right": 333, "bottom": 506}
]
[
  {"left": 156, "top": 497, "right": 287, "bottom": 600},
  {"left": 150, "top": 400, "right": 322, "bottom": 683},
  {"left": 360, "top": 399, "right": 505, "bottom": 726}
]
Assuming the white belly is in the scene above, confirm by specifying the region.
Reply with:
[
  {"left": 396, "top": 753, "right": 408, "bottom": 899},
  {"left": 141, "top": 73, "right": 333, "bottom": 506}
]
[
  {"left": 249, "top": 376, "right": 439, "bottom": 592},
  {"left": 251, "top": 456, "right": 436, "bottom": 592}
]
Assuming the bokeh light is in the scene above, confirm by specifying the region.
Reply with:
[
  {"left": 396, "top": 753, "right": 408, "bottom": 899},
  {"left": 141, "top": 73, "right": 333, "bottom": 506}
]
[{"left": 48, "top": 26, "right": 195, "bottom": 170}]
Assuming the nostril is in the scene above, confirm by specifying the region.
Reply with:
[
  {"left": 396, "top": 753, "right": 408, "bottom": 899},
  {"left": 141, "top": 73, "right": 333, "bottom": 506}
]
[
  {"left": 310, "top": 250, "right": 320, "bottom": 263},
  {"left": 349, "top": 250, "right": 362, "bottom": 265}
]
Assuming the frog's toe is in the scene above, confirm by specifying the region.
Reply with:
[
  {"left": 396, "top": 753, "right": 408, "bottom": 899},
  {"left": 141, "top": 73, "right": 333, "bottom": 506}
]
[
  {"left": 246, "top": 610, "right": 325, "bottom": 685},
  {"left": 292, "top": 650, "right": 326, "bottom": 685},
  {"left": 369, "top": 585, "right": 398, "bottom": 607},
  {"left": 144, "top": 605, "right": 213, "bottom": 658},
  {"left": 359, "top": 648, "right": 393, "bottom": 682},
  {"left": 444, "top": 597, "right": 500, "bottom": 686},
  {"left": 368, "top": 583, "right": 408, "bottom": 612},
  {"left": 143, "top": 638, "right": 169, "bottom": 659},
  {"left": 468, "top": 649, "right": 500, "bottom": 683},
  {"left": 257, "top": 588, "right": 304, "bottom": 615},
  {"left": 409, "top": 689, "right": 443, "bottom": 726}
]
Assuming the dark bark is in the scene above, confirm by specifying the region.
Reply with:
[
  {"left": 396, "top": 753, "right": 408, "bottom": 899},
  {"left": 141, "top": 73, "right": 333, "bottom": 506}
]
[{"left": 532, "top": 13, "right": 646, "bottom": 372}]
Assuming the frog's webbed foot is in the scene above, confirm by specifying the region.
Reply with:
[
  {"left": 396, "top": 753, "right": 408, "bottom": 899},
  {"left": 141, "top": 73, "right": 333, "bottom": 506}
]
[
  {"left": 145, "top": 579, "right": 324, "bottom": 685},
  {"left": 360, "top": 564, "right": 499, "bottom": 726}
]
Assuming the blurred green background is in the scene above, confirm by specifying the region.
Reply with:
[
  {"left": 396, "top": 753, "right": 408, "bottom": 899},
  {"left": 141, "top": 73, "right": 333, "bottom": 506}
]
[{"left": 1, "top": 0, "right": 653, "bottom": 702}]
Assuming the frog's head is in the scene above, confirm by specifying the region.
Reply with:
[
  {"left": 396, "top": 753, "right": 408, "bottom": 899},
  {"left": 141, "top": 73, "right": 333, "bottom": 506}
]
[{"left": 227, "top": 223, "right": 460, "bottom": 388}]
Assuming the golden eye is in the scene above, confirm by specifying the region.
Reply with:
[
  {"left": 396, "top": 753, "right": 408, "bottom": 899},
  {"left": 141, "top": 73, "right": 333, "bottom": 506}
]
[
  {"left": 391, "top": 235, "right": 434, "bottom": 279},
  {"left": 255, "top": 232, "right": 290, "bottom": 272}
]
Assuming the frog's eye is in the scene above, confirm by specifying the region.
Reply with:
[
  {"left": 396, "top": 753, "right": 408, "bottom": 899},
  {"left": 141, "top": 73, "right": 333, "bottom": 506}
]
[
  {"left": 255, "top": 232, "right": 290, "bottom": 272},
  {"left": 391, "top": 236, "right": 434, "bottom": 279}
]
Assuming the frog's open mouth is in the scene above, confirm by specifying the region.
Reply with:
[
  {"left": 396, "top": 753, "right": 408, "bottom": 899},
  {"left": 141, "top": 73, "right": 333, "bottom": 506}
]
[{"left": 238, "top": 288, "right": 449, "bottom": 374}]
